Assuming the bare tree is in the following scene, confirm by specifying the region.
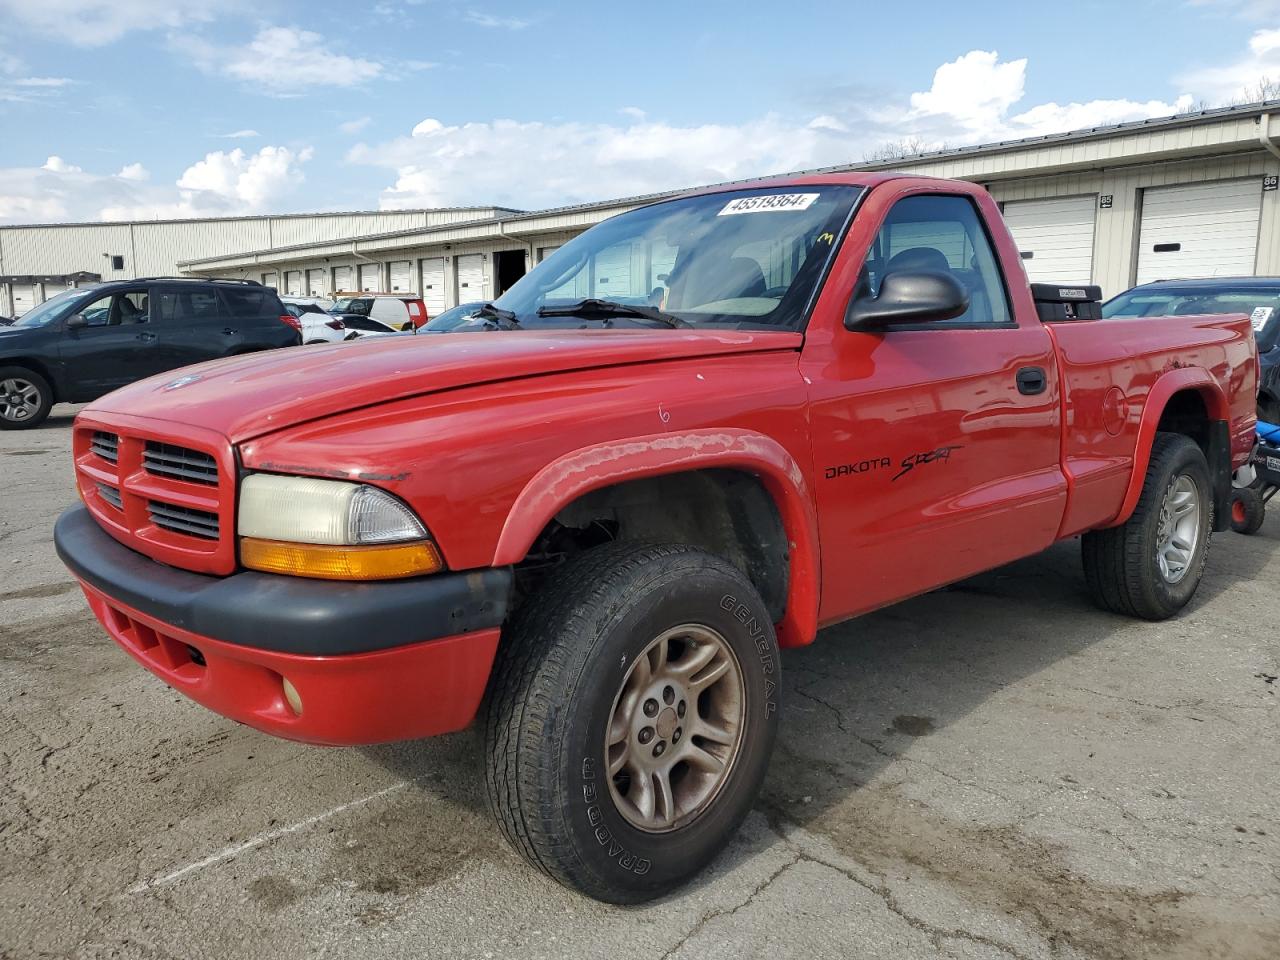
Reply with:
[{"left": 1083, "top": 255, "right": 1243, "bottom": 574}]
[
  {"left": 1242, "top": 76, "right": 1280, "bottom": 103},
  {"left": 862, "top": 137, "right": 941, "bottom": 163}
]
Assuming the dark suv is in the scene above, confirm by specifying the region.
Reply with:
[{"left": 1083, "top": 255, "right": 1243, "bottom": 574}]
[{"left": 0, "top": 278, "right": 300, "bottom": 429}]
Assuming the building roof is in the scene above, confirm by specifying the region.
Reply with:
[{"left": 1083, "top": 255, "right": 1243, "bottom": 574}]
[{"left": 0, "top": 206, "right": 522, "bottom": 231}]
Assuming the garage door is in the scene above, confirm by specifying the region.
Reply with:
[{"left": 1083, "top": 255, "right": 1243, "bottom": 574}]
[
  {"left": 1136, "top": 180, "right": 1262, "bottom": 285},
  {"left": 41, "top": 281, "right": 69, "bottom": 302},
  {"left": 306, "top": 269, "right": 327, "bottom": 298},
  {"left": 12, "top": 283, "right": 35, "bottom": 317},
  {"left": 262, "top": 271, "right": 278, "bottom": 289},
  {"left": 538, "top": 245, "right": 560, "bottom": 263},
  {"left": 455, "top": 254, "right": 485, "bottom": 300},
  {"left": 420, "top": 258, "right": 446, "bottom": 315},
  {"left": 333, "top": 266, "right": 353, "bottom": 293},
  {"left": 358, "top": 264, "right": 381, "bottom": 292},
  {"left": 388, "top": 261, "right": 412, "bottom": 293},
  {"left": 1003, "top": 196, "right": 1097, "bottom": 286},
  {"left": 284, "top": 270, "right": 303, "bottom": 296}
]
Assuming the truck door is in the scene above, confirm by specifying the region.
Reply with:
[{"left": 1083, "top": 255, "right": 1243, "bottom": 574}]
[{"left": 804, "top": 191, "right": 1067, "bottom": 622}]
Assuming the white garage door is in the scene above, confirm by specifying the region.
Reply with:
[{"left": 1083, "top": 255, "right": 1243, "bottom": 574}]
[
  {"left": 41, "top": 281, "right": 69, "bottom": 302},
  {"left": 420, "top": 258, "right": 446, "bottom": 315},
  {"left": 12, "top": 283, "right": 36, "bottom": 317},
  {"left": 1136, "top": 179, "right": 1262, "bottom": 285},
  {"left": 1003, "top": 196, "right": 1097, "bottom": 286},
  {"left": 455, "top": 254, "right": 485, "bottom": 300},
  {"left": 284, "top": 270, "right": 303, "bottom": 296},
  {"left": 333, "top": 266, "right": 353, "bottom": 292},
  {"left": 262, "top": 271, "right": 278, "bottom": 289},
  {"left": 388, "top": 261, "right": 412, "bottom": 292},
  {"left": 358, "top": 263, "right": 381, "bottom": 292},
  {"left": 306, "top": 269, "right": 327, "bottom": 298},
  {"left": 538, "top": 245, "right": 560, "bottom": 263}
]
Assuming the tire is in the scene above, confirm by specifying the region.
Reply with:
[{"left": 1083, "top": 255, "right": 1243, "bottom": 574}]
[
  {"left": 484, "top": 541, "right": 780, "bottom": 903},
  {"left": 1230, "top": 486, "right": 1265, "bottom": 535},
  {"left": 0, "top": 366, "right": 53, "bottom": 430},
  {"left": 1082, "top": 432, "right": 1212, "bottom": 620}
]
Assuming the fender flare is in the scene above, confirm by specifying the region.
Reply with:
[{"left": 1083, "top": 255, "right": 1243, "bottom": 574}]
[
  {"left": 491, "top": 427, "right": 822, "bottom": 649},
  {"left": 1113, "top": 367, "right": 1229, "bottom": 526}
]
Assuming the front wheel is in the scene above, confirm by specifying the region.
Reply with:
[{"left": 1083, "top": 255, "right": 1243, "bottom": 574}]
[
  {"left": 484, "top": 541, "right": 780, "bottom": 903},
  {"left": 0, "top": 366, "right": 53, "bottom": 430},
  {"left": 1082, "top": 432, "right": 1212, "bottom": 620}
]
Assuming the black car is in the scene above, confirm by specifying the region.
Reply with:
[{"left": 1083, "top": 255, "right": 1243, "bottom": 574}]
[
  {"left": 0, "top": 278, "right": 300, "bottom": 429},
  {"left": 1103, "top": 277, "right": 1280, "bottom": 421}
]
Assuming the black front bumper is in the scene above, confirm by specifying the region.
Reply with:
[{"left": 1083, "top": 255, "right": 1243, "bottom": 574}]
[{"left": 55, "top": 504, "right": 512, "bottom": 656}]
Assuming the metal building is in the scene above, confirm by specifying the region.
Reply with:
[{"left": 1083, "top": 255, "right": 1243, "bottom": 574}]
[
  {"left": 179, "top": 100, "right": 1280, "bottom": 307},
  {"left": 0, "top": 207, "right": 515, "bottom": 316},
  {"left": 6, "top": 101, "right": 1280, "bottom": 317}
]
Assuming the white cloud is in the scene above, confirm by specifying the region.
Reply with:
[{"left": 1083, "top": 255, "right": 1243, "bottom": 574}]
[
  {"left": 176, "top": 145, "right": 314, "bottom": 209},
  {"left": 0, "top": 0, "right": 222, "bottom": 46},
  {"left": 464, "top": 10, "right": 530, "bottom": 29},
  {"left": 340, "top": 116, "right": 373, "bottom": 134},
  {"left": 1180, "top": 28, "right": 1280, "bottom": 101},
  {"left": 42, "top": 156, "right": 82, "bottom": 173},
  {"left": 348, "top": 46, "right": 1199, "bottom": 211},
  {"left": 176, "top": 26, "right": 383, "bottom": 94},
  {"left": 217, "top": 129, "right": 261, "bottom": 139},
  {"left": 0, "top": 146, "right": 311, "bottom": 224},
  {"left": 12, "top": 76, "right": 73, "bottom": 88},
  {"left": 619, "top": 106, "right": 647, "bottom": 120},
  {"left": 350, "top": 115, "right": 860, "bottom": 210}
]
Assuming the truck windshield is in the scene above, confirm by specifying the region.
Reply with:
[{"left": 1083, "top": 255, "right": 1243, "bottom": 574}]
[
  {"left": 12, "top": 288, "right": 98, "bottom": 328},
  {"left": 494, "top": 185, "right": 862, "bottom": 331}
]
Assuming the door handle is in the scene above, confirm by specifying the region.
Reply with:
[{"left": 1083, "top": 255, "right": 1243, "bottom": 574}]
[
  {"left": 222, "top": 327, "right": 237, "bottom": 336},
  {"left": 1016, "top": 366, "right": 1047, "bottom": 395},
  {"left": 136, "top": 331, "right": 157, "bottom": 343}
]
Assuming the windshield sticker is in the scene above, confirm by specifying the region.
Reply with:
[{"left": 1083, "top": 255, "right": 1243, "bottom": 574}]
[
  {"left": 718, "top": 193, "right": 820, "bottom": 216},
  {"left": 1251, "top": 306, "right": 1274, "bottom": 331}
]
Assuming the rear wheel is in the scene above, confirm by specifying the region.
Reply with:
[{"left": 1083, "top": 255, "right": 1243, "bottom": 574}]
[
  {"left": 1230, "top": 486, "right": 1265, "bottom": 535},
  {"left": 1082, "top": 433, "right": 1212, "bottom": 620},
  {"left": 0, "top": 366, "right": 53, "bottom": 430},
  {"left": 484, "top": 541, "right": 780, "bottom": 903}
]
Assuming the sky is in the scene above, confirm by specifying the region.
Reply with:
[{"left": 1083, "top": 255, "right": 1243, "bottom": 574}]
[{"left": 0, "top": 0, "right": 1278, "bottom": 224}]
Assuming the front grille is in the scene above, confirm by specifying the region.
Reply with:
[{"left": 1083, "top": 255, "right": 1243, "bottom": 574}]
[
  {"left": 148, "top": 501, "right": 220, "bottom": 540},
  {"left": 96, "top": 483, "right": 123, "bottom": 511},
  {"left": 77, "top": 422, "right": 233, "bottom": 575},
  {"left": 143, "top": 442, "right": 218, "bottom": 485},
  {"left": 90, "top": 431, "right": 119, "bottom": 463}
]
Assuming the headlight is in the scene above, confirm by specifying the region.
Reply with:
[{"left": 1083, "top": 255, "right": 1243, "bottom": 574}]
[{"left": 237, "top": 474, "right": 442, "bottom": 580}]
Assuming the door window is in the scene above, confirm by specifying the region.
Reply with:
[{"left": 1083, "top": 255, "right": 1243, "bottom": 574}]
[
  {"left": 220, "top": 288, "right": 274, "bottom": 318},
  {"left": 75, "top": 291, "right": 149, "bottom": 326},
  {"left": 156, "top": 290, "right": 221, "bottom": 322},
  {"left": 864, "top": 195, "right": 1011, "bottom": 325}
]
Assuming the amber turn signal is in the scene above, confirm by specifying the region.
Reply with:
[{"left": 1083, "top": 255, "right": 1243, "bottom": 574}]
[{"left": 240, "top": 537, "right": 443, "bottom": 580}]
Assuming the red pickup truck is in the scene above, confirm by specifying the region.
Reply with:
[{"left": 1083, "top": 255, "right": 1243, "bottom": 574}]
[{"left": 55, "top": 173, "right": 1257, "bottom": 903}]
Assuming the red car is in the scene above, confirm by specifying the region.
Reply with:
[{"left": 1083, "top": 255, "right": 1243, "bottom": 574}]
[{"left": 55, "top": 173, "right": 1257, "bottom": 902}]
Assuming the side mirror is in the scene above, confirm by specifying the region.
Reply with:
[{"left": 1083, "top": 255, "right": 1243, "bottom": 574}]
[
  {"left": 65, "top": 313, "right": 88, "bottom": 330},
  {"left": 844, "top": 271, "right": 970, "bottom": 331}
]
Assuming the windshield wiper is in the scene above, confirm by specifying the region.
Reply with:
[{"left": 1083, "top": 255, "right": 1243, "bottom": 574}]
[
  {"left": 536, "top": 298, "right": 689, "bottom": 329},
  {"left": 475, "top": 302, "right": 521, "bottom": 330}
]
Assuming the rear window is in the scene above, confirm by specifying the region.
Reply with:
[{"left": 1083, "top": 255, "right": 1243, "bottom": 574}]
[{"left": 220, "top": 287, "right": 283, "bottom": 318}]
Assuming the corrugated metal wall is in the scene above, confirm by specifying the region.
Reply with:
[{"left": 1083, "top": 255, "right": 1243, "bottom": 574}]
[
  {"left": 0, "top": 210, "right": 500, "bottom": 281},
  {"left": 986, "top": 153, "right": 1280, "bottom": 295}
]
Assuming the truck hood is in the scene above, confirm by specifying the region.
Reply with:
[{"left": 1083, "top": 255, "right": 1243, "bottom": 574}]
[{"left": 88, "top": 328, "right": 802, "bottom": 443}]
